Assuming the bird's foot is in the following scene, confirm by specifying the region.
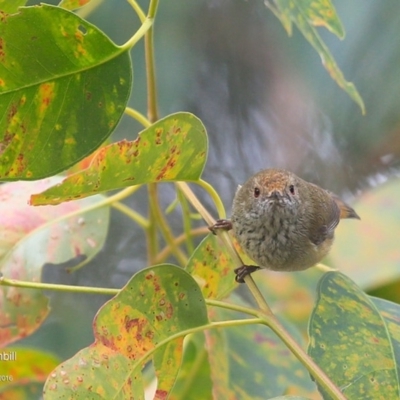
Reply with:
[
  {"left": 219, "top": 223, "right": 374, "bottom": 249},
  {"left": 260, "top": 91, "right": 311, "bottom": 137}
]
[
  {"left": 208, "top": 219, "right": 232, "bottom": 235},
  {"left": 234, "top": 265, "right": 261, "bottom": 283}
]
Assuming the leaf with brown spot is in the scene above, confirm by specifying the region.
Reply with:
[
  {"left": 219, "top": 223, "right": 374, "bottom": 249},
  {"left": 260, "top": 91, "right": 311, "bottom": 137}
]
[
  {"left": 43, "top": 265, "right": 208, "bottom": 399},
  {"left": 0, "top": 4, "right": 131, "bottom": 180},
  {"left": 186, "top": 234, "right": 238, "bottom": 300},
  {"left": 31, "top": 112, "right": 208, "bottom": 205},
  {"left": 0, "top": 178, "right": 109, "bottom": 346},
  {"left": 308, "top": 272, "right": 400, "bottom": 399}
]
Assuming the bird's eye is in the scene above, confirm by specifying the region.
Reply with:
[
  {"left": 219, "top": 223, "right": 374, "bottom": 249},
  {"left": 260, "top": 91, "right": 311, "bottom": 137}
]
[
  {"left": 289, "top": 185, "right": 295, "bottom": 195},
  {"left": 254, "top": 187, "right": 260, "bottom": 198}
]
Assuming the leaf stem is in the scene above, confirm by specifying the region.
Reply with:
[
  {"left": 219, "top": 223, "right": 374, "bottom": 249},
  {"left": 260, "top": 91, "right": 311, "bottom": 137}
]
[
  {"left": 195, "top": 179, "right": 227, "bottom": 220},
  {"left": 0, "top": 276, "right": 119, "bottom": 296},
  {"left": 124, "top": 107, "right": 151, "bottom": 128},
  {"left": 242, "top": 274, "right": 274, "bottom": 314},
  {"left": 145, "top": 24, "right": 158, "bottom": 122},
  {"left": 121, "top": 17, "right": 153, "bottom": 51},
  {"left": 147, "top": 0, "right": 159, "bottom": 19},
  {"left": 126, "top": 0, "right": 146, "bottom": 23},
  {"left": 144, "top": 0, "right": 159, "bottom": 122}
]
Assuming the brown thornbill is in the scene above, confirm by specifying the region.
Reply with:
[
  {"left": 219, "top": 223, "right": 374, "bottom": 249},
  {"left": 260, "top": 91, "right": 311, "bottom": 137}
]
[{"left": 210, "top": 169, "right": 360, "bottom": 282}]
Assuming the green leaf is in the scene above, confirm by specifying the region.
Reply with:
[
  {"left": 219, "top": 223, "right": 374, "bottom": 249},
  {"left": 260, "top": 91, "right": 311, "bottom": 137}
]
[
  {"left": 0, "top": 4, "right": 131, "bottom": 180},
  {"left": 0, "top": 178, "right": 109, "bottom": 346},
  {"left": 308, "top": 272, "right": 400, "bottom": 399},
  {"left": 206, "top": 298, "right": 315, "bottom": 399},
  {"left": 265, "top": 0, "right": 365, "bottom": 114},
  {"left": 43, "top": 265, "right": 209, "bottom": 399},
  {"left": 0, "top": 0, "right": 27, "bottom": 13},
  {"left": 330, "top": 178, "right": 400, "bottom": 290},
  {"left": 31, "top": 112, "right": 208, "bottom": 205},
  {"left": 59, "top": 0, "right": 92, "bottom": 10},
  {"left": 0, "top": 347, "right": 60, "bottom": 397}
]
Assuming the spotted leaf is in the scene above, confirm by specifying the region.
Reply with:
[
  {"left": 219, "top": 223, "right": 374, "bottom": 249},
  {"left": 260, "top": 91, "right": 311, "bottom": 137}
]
[
  {"left": 0, "top": 4, "right": 131, "bottom": 180},
  {"left": 31, "top": 112, "right": 208, "bottom": 205},
  {"left": 43, "top": 265, "right": 208, "bottom": 399},
  {"left": 308, "top": 272, "right": 400, "bottom": 399}
]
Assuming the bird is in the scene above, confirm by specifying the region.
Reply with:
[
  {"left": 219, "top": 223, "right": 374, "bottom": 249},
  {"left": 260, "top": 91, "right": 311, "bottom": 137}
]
[{"left": 210, "top": 169, "right": 359, "bottom": 282}]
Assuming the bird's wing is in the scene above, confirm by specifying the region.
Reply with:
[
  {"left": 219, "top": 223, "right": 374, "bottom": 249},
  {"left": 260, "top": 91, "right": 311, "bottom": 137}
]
[{"left": 309, "top": 197, "right": 341, "bottom": 246}]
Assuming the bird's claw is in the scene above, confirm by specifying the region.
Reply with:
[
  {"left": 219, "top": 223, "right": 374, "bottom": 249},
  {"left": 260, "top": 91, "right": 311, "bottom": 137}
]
[
  {"left": 234, "top": 265, "right": 261, "bottom": 283},
  {"left": 208, "top": 219, "right": 233, "bottom": 235}
]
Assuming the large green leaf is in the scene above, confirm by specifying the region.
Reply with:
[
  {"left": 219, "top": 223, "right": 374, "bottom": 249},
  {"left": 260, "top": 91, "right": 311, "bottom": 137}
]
[
  {"left": 308, "top": 272, "right": 400, "bottom": 399},
  {"left": 31, "top": 112, "right": 208, "bottom": 205},
  {"left": 265, "top": 0, "right": 365, "bottom": 113},
  {"left": 0, "top": 4, "right": 131, "bottom": 180},
  {"left": 43, "top": 265, "right": 209, "bottom": 399},
  {"left": 0, "top": 178, "right": 109, "bottom": 346}
]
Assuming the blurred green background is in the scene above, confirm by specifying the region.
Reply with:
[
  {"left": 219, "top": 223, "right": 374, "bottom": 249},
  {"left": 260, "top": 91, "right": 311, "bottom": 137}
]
[{"left": 18, "top": 0, "right": 400, "bottom": 387}]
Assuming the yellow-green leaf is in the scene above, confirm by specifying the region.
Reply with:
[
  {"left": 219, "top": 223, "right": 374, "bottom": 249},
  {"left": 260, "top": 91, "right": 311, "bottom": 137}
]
[
  {"left": 31, "top": 112, "right": 208, "bottom": 205},
  {"left": 186, "top": 234, "right": 238, "bottom": 300},
  {"left": 308, "top": 272, "right": 400, "bottom": 399},
  {"left": 0, "top": 5, "right": 131, "bottom": 180},
  {"left": 43, "top": 265, "right": 208, "bottom": 399}
]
